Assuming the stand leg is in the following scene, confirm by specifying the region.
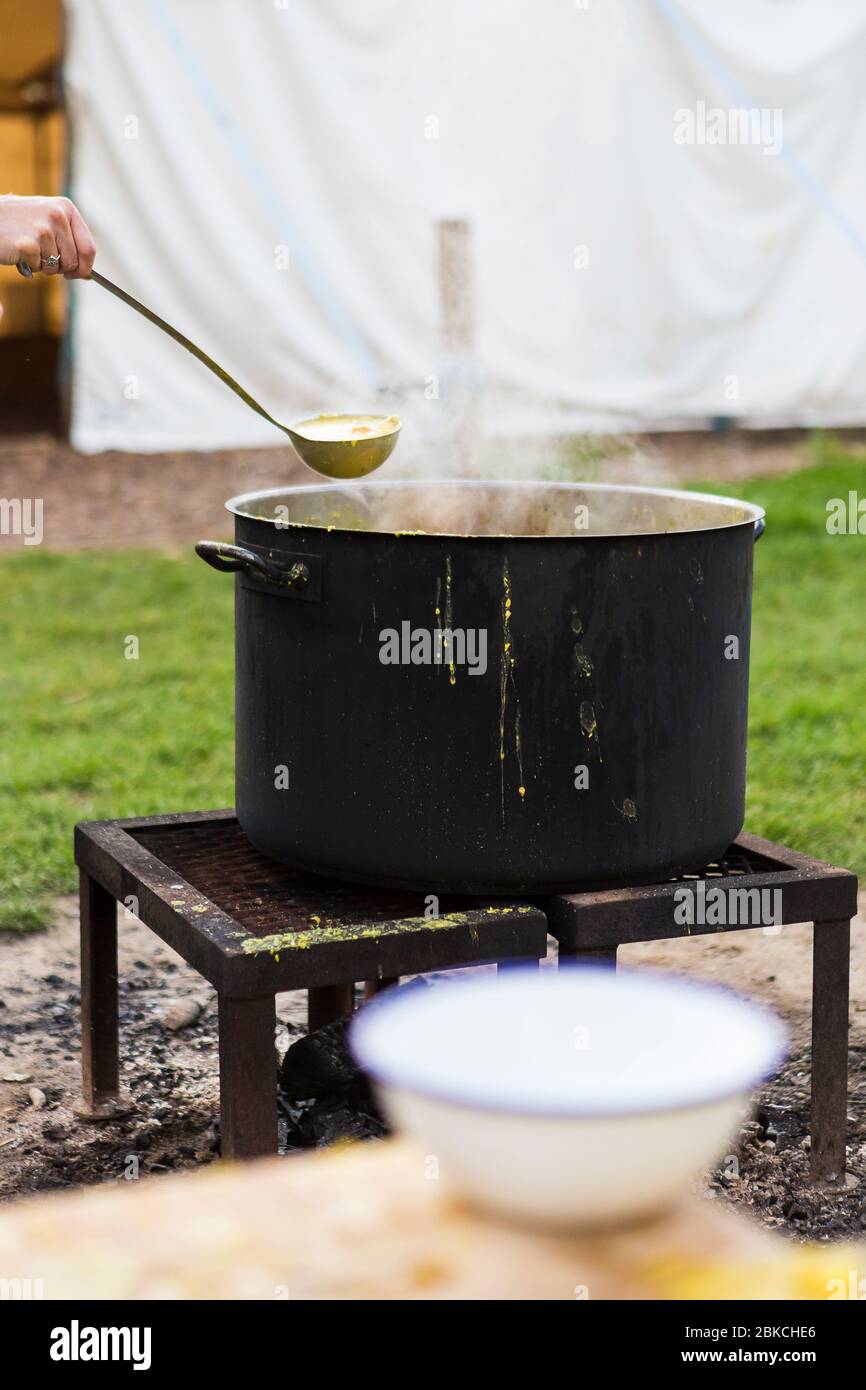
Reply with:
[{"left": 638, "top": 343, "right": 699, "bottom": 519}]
[
  {"left": 75, "top": 870, "right": 131, "bottom": 1121},
  {"left": 363, "top": 977, "right": 399, "bottom": 1000},
  {"left": 308, "top": 983, "right": 355, "bottom": 1032},
  {"left": 218, "top": 995, "right": 277, "bottom": 1160},
  {"left": 810, "top": 919, "right": 850, "bottom": 1184}
]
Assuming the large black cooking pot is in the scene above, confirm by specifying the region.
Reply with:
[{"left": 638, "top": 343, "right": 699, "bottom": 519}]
[{"left": 196, "top": 480, "right": 764, "bottom": 894}]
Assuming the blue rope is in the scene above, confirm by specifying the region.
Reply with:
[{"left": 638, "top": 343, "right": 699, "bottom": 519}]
[{"left": 651, "top": 0, "right": 866, "bottom": 268}]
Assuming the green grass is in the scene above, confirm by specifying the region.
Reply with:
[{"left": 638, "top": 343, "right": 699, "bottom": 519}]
[
  {"left": 0, "top": 435, "right": 864, "bottom": 931},
  {"left": 0, "top": 549, "right": 234, "bottom": 930},
  {"left": 702, "top": 435, "right": 866, "bottom": 875}
]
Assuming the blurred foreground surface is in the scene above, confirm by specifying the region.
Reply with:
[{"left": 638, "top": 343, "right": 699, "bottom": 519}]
[{"left": 0, "top": 1130, "right": 863, "bottom": 1300}]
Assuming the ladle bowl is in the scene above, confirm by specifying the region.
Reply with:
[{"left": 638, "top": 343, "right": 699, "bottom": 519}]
[{"left": 286, "top": 414, "right": 402, "bottom": 479}]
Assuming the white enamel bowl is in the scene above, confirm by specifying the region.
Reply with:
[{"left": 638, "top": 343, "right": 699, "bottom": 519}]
[{"left": 350, "top": 968, "right": 786, "bottom": 1229}]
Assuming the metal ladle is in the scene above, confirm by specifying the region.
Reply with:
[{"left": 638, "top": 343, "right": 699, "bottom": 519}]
[{"left": 16, "top": 262, "right": 401, "bottom": 479}]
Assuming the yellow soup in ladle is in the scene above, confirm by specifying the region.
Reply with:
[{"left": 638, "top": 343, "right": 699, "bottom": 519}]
[{"left": 288, "top": 413, "right": 402, "bottom": 479}]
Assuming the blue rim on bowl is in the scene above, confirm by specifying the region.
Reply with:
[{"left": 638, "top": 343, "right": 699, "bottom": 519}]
[{"left": 349, "top": 967, "right": 788, "bottom": 1121}]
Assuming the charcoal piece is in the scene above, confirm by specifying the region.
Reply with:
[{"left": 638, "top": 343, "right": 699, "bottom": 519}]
[
  {"left": 278, "top": 1010, "right": 392, "bottom": 1150},
  {"left": 756, "top": 1102, "right": 805, "bottom": 1152},
  {"left": 280, "top": 1095, "right": 387, "bottom": 1150},
  {"left": 279, "top": 980, "right": 428, "bottom": 1101},
  {"left": 279, "top": 1017, "right": 361, "bottom": 1101}
]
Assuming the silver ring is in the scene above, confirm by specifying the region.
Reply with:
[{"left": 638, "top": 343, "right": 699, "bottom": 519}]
[{"left": 41, "top": 255, "right": 61, "bottom": 269}]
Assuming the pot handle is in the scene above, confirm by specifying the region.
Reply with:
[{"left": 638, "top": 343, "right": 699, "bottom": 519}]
[
  {"left": 195, "top": 541, "right": 309, "bottom": 591},
  {"left": 754, "top": 517, "right": 766, "bottom": 541}
]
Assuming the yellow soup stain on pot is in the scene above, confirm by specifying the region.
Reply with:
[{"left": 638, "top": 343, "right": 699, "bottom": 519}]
[
  {"left": 443, "top": 556, "right": 456, "bottom": 685},
  {"left": 498, "top": 561, "right": 526, "bottom": 817},
  {"left": 514, "top": 705, "right": 525, "bottom": 798},
  {"left": 498, "top": 566, "right": 511, "bottom": 805},
  {"left": 579, "top": 700, "right": 597, "bottom": 738},
  {"left": 574, "top": 645, "right": 593, "bottom": 678}
]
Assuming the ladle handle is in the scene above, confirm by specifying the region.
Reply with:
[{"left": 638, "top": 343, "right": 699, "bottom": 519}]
[
  {"left": 87, "top": 270, "right": 290, "bottom": 437},
  {"left": 16, "top": 258, "right": 288, "bottom": 439}
]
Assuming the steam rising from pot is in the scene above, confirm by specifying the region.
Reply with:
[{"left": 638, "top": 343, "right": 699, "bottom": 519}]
[{"left": 229, "top": 480, "right": 761, "bottom": 540}]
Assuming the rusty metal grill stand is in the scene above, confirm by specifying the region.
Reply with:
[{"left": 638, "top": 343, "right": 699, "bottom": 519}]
[
  {"left": 75, "top": 815, "right": 856, "bottom": 1180},
  {"left": 73, "top": 811, "right": 547, "bottom": 1159}
]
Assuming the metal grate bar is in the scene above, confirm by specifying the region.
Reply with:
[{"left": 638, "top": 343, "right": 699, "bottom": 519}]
[{"left": 131, "top": 820, "right": 457, "bottom": 938}]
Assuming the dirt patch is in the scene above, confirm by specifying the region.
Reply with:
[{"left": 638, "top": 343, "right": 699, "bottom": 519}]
[
  {"left": 0, "top": 433, "right": 308, "bottom": 551},
  {"left": 0, "top": 898, "right": 228, "bottom": 1194},
  {"left": 0, "top": 894, "right": 863, "bottom": 1242}
]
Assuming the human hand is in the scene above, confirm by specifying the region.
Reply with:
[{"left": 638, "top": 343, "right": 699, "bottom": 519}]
[{"left": 0, "top": 194, "right": 96, "bottom": 279}]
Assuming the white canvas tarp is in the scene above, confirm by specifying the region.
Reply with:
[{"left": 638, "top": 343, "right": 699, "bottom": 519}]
[{"left": 64, "top": 0, "right": 866, "bottom": 454}]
